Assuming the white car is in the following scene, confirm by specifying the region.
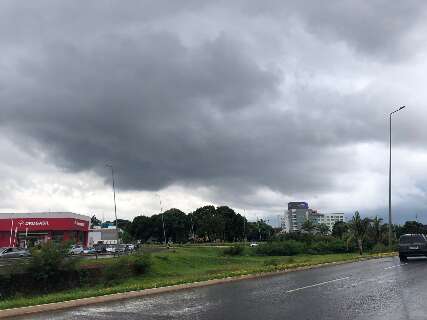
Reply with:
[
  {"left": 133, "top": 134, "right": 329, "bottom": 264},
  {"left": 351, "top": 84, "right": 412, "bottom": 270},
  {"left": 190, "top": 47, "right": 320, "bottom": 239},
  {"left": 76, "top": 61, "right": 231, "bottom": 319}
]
[
  {"left": 69, "top": 245, "right": 84, "bottom": 255},
  {"left": 105, "top": 246, "right": 115, "bottom": 253},
  {"left": 83, "top": 247, "right": 96, "bottom": 254},
  {"left": 249, "top": 243, "right": 259, "bottom": 247},
  {"left": 0, "top": 247, "right": 31, "bottom": 258}
]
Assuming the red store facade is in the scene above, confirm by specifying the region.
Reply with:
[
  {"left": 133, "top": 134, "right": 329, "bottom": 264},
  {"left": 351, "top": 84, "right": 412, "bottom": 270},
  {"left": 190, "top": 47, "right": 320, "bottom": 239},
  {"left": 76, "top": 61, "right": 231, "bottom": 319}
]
[{"left": 0, "top": 212, "right": 90, "bottom": 248}]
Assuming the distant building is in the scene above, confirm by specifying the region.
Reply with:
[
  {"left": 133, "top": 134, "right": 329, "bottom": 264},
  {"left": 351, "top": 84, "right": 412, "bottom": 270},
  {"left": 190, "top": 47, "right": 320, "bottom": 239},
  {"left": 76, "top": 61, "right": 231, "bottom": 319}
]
[
  {"left": 284, "top": 202, "right": 345, "bottom": 233},
  {"left": 88, "top": 228, "right": 120, "bottom": 245},
  {"left": 287, "top": 202, "right": 314, "bottom": 232},
  {"left": 318, "top": 213, "right": 345, "bottom": 232},
  {"left": 0, "top": 212, "right": 89, "bottom": 247}
]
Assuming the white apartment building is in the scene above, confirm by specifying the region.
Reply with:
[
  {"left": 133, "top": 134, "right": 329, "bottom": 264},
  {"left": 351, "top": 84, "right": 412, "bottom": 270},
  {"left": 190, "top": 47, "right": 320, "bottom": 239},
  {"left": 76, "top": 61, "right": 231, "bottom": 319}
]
[
  {"left": 318, "top": 213, "right": 345, "bottom": 232},
  {"left": 282, "top": 202, "right": 345, "bottom": 234}
]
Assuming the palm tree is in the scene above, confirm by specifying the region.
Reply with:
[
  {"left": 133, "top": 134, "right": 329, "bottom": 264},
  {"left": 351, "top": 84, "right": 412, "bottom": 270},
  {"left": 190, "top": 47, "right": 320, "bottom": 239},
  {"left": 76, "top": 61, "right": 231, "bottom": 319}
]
[
  {"left": 332, "top": 221, "right": 348, "bottom": 240},
  {"left": 348, "top": 211, "right": 370, "bottom": 255},
  {"left": 370, "top": 216, "right": 383, "bottom": 244}
]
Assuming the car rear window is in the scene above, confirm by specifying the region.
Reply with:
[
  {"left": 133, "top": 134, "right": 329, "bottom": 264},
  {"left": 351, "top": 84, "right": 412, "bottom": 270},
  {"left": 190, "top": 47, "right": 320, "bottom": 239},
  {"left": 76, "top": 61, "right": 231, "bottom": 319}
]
[{"left": 400, "top": 235, "right": 426, "bottom": 244}]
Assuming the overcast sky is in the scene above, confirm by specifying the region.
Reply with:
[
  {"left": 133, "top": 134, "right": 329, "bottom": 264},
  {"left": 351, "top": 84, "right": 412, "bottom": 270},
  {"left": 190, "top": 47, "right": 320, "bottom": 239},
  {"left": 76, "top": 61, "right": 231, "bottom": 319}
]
[{"left": 1, "top": 1, "right": 427, "bottom": 224}]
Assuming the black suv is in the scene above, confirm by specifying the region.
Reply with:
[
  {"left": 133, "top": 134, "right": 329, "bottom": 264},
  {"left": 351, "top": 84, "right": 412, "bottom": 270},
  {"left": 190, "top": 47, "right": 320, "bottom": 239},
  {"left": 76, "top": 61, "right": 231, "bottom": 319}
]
[{"left": 398, "top": 234, "right": 427, "bottom": 262}]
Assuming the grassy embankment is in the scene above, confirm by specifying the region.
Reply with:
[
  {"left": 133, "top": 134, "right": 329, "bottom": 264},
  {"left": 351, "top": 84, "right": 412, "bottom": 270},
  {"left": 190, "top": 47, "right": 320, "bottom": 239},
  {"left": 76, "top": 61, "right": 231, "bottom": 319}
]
[{"left": 0, "top": 246, "right": 394, "bottom": 310}]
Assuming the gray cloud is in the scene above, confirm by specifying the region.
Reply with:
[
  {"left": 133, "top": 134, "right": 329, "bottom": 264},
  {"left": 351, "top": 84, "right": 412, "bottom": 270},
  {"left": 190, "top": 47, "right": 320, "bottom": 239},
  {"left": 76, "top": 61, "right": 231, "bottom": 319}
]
[
  {"left": 0, "top": 1, "right": 426, "bottom": 220},
  {"left": 1, "top": 30, "right": 281, "bottom": 191},
  {"left": 242, "top": 0, "right": 427, "bottom": 61}
]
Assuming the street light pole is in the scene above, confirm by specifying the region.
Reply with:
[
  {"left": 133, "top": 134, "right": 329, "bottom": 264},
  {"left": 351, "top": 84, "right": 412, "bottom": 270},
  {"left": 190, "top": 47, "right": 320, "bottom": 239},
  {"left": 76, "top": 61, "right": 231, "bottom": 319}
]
[
  {"left": 388, "top": 106, "right": 406, "bottom": 249},
  {"left": 243, "top": 209, "right": 247, "bottom": 245},
  {"left": 156, "top": 194, "right": 167, "bottom": 246},
  {"left": 160, "top": 200, "right": 166, "bottom": 246},
  {"left": 106, "top": 164, "right": 119, "bottom": 251}
]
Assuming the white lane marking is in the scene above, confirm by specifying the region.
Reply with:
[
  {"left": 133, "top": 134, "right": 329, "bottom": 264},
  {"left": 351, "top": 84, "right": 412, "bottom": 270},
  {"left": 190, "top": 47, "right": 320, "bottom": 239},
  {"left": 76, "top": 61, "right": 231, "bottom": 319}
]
[
  {"left": 384, "top": 263, "right": 407, "bottom": 270},
  {"left": 286, "top": 277, "right": 350, "bottom": 293}
]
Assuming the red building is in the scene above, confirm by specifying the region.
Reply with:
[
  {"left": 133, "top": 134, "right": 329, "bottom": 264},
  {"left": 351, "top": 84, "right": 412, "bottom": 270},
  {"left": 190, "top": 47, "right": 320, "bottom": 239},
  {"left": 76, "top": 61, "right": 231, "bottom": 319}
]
[{"left": 0, "top": 212, "right": 90, "bottom": 248}]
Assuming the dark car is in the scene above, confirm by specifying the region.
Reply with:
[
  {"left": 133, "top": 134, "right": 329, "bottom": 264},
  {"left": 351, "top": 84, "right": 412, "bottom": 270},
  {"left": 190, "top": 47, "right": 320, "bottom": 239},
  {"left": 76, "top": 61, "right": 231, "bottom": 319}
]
[
  {"left": 93, "top": 243, "right": 107, "bottom": 253},
  {"left": 398, "top": 234, "right": 427, "bottom": 261}
]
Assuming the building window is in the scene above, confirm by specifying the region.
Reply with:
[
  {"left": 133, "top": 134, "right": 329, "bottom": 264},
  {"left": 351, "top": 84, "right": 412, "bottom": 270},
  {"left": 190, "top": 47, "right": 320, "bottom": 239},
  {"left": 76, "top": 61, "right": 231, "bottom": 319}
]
[{"left": 51, "top": 231, "right": 64, "bottom": 242}]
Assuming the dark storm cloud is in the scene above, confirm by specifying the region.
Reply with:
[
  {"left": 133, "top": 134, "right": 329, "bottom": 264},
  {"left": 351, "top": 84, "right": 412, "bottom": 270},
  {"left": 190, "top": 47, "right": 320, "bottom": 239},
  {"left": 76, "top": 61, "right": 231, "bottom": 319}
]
[
  {"left": 0, "top": 0, "right": 425, "bottom": 202},
  {"left": 1, "top": 30, "right": 282, "bottom": 190}
]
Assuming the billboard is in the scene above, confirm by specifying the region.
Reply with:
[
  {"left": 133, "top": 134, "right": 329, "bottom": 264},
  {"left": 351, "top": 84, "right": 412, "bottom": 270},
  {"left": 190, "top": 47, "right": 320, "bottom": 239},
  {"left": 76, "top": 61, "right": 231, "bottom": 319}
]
[{"left": 288, "top": 202, "right": 309, "bottom": 210}]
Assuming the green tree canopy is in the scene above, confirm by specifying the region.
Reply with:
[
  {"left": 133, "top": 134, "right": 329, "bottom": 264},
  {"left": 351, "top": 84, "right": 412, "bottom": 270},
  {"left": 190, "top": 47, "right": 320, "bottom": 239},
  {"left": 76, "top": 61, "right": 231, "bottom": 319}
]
[
  {"left": 348, "top": 211, "right": 370, "bottom": 255},
  {"left": 90, "top": 215, "right": 101, "bottom": 228},
  {"left": 332, "top": 221, "right": 348, "bottom": 240}
]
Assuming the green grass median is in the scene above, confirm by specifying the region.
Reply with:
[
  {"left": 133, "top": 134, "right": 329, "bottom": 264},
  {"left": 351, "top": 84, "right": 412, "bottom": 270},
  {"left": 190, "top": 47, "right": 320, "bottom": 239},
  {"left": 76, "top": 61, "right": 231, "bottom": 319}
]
[{"left": 0, "top": 246, "right": 395, "bottom": 311}]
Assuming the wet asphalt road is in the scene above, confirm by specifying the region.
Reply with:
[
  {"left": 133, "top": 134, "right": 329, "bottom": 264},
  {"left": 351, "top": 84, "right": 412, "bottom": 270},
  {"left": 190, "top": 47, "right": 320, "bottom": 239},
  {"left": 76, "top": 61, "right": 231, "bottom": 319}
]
[{"left": 15, "top": 256, "right": 427, "bottom": 320}]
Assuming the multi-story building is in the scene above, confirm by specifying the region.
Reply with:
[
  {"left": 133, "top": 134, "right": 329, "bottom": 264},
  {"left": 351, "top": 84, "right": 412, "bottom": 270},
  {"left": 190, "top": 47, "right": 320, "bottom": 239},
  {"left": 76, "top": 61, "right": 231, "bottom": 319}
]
[
  {"left": 287, "top": 202, "right": 311, "bottom": 232},
  {"left": 284, "top": 202, "right": 345, "bottom": 233},
  {"left": 318, "top": 213, "right": 345, "bottom": 232}
]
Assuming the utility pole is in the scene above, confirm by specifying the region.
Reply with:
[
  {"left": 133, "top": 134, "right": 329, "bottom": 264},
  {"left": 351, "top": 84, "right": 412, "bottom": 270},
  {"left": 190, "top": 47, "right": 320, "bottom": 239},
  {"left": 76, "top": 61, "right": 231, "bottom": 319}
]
[
  {"left": 243, "top": 209, "right": 247, "bottom": 245},
  {"left": 156, "top": 194, "right": 167, "bottom": 246},
  {"left": 388, "top": 106, "right": 406, "bottom": 249},
  {"left": 189, "top": 214, "right": 195, "bottom": 243},
  {"left": 106, "top": 164, "right": 119, "bottom": 252}
]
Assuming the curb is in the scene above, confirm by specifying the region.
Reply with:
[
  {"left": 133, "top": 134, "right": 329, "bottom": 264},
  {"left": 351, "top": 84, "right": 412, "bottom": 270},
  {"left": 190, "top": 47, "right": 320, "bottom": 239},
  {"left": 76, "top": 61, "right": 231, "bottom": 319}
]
[{"left": 0, "top": 253, "right": 396, "bottom": 319}]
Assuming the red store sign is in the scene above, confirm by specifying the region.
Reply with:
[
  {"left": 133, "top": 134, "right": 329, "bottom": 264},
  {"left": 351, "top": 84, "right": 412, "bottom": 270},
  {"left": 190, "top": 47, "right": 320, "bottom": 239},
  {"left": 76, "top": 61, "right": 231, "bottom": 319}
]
[{"left": 0, "top": 218, "right": 89, "bottom": 232}]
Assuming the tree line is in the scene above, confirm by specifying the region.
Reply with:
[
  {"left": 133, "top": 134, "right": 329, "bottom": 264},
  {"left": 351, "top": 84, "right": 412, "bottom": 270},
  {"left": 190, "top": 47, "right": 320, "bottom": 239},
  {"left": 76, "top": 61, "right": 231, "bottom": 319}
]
[
  {"left": 91, "top": 205, "right": 274, "bottom": 243},
  {"left": 91, "top": 208, "right": 426, "bottom": 252},
  {"left": 298, "top": 211, "right": 426, "bottom": 254}
]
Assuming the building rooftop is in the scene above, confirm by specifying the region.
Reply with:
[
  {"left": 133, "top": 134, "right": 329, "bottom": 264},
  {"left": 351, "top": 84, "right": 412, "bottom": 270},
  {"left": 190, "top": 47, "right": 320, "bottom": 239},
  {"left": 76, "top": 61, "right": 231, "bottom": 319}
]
[{"left": 0, "top": 212, "right": 90, "bottom": 221}]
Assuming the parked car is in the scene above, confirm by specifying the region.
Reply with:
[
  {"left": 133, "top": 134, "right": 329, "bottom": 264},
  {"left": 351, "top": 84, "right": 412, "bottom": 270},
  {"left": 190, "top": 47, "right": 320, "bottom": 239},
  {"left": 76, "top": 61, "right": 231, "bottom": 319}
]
[
  {"left": 0, "top": 247, "right": 31, "bottom": 258},
  {"left": 83, "top": 247, "right": 96, "bottom": 255},
  {"left": 398, "top": 234, "right": 427, "bottom": 262},
  {"left": 106, "top": 245, "right": 119, "bottom": 253},
  {"left": 125, "top": 244, "right": 135, "bottom": 252},
  {"left": 94, "top": 243, "right": 107, "bottom": 253},
  {"left": 249, "top": 243, "right": 259, "bottom": 247},
  {"left": 106, "top": 244, "right": 127, "bottom": 253},
  {"left": 69, "top": 245, "right": 84, "bottom": 255}
]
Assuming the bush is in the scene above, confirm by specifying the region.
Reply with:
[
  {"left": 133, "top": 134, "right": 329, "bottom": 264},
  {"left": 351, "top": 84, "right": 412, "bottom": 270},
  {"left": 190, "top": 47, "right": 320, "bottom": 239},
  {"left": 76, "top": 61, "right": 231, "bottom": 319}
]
[
  {"left": 306, "top": 240, "right": 347, "bottom": 254},
  {"left": 256, "top": 240, "right": 304, "bottom": 256},
  {"left": 103, "top": 256, "right": 133, "bottom": 283},
  {"left": 26, "top": 242, "right": 77, "bottom": 292},
  {"left": 103, "top": 253, "right": 152, "bottom": 283},
  {"left": 223, "top": 245, "right": 245, "bottom": 256},
  {"left": 256, "top": 239, "right": 349, "bottom": 256}
]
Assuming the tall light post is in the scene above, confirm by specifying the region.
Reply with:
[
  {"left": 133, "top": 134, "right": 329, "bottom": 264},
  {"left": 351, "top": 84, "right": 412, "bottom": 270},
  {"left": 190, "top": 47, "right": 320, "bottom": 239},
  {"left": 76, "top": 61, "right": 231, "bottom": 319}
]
[
  {"left": 156, "top": 194, "right": 167, "bottom": 246},
  {"left": 388, "top": 106, "right": 406, "bottom": 249},
  {"left": 106, "top": 164, "right": 119, "bottom": 250},
  {"left": 243, "top": 209, "right": 247, "bottom": 245}
]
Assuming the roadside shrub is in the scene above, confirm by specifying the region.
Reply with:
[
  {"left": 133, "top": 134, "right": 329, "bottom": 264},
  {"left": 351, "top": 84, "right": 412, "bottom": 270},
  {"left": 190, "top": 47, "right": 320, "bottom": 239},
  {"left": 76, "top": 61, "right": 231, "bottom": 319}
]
[
  {"left": 103, "top": 256, "right": 133, "bottom": 283},
  {"left": 223, "top": 245, "right": 245, "bottom": 256},
  {"left": 256, "top": 240, "right": 304, "bottom": 256},
  {"left": 306, "top": 240, "right": 347, "bottom": 254},
  {"left": 26, "top": 242, "right": 77, "bottom": 292},
  {"left": 103, "top": 253, "right": 152, "bottom": 283}
]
